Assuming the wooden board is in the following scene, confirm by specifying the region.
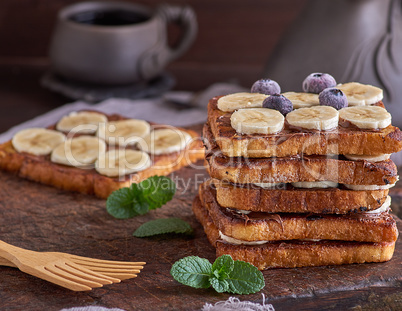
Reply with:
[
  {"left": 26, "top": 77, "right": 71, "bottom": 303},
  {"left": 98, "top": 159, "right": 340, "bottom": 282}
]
[{"left": 0, "top": 160, "right": 401, "bottom": 310}]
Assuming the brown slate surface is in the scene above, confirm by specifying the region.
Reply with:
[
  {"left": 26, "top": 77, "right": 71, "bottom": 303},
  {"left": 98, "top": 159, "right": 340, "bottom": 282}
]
[{"left": 0, "top": 162, "right": 401, "bottom": 311}]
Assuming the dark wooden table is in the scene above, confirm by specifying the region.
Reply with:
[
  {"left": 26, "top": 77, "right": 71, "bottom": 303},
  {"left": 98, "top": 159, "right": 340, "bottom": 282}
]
[
  {"left": 0, "top": 64, "right": 401, "bottom": 310},
  {"left": 0, "top": 161, "right": 401, "bottom": 311}
]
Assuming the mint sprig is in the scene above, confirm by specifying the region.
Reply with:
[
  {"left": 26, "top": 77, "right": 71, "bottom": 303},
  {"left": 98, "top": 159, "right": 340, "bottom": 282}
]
[
  {"left": 133, "top": 218, "right": 193, "bottom": 237},
  {"left": 170, "top": 255, "right": 265, "bottom": 294},
  {"left": 106, "top": 176, "right": 176, "bottom": 219}
]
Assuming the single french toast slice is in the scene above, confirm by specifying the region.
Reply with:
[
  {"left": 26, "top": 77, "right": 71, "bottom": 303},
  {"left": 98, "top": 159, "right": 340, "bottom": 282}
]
[
  {"left": 207, "top": 96, "right": 402, "bottom": 158},
  {"left": 0, "top": 112, "right": 204, "bottom": 199},
  {"left": 203, "top": 123, "right": 398, "bottom": 186},
  {"left": 211, "top": 178, "right": 389, "bottom": 214},
  {"left": 198, "top": 183, "right": 398, "bottom": 243},
  {"left": 192, "top": 194, "right": 396, "bottom": 270}
]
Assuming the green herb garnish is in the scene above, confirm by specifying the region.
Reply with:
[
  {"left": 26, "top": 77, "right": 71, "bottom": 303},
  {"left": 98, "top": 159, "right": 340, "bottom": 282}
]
[
  {"left": 133, "top": 218, "right": 193, "bottom": 237},
  {"left": 106, "top": 176, "right": 176, "bottom": 219},
  {"left": 170, "top": 255, "right": 265, "bottom": 294}
]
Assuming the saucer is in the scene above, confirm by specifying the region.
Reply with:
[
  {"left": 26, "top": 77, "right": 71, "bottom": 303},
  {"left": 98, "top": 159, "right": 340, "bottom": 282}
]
[{"left": 41, "top": 71, "right": 175, "bottom": 103}]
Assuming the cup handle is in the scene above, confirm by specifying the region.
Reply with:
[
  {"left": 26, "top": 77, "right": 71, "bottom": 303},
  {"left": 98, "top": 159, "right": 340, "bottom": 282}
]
[
  {"left": 139, "top": 5, "right": 197, "bottom": 80},
  {"left": 158, "top": 4, "right": 197, "bottom": 61}
]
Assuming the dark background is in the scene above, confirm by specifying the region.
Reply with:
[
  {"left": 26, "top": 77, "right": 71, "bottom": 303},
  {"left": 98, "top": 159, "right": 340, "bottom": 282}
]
[
  {"left": 0, "top": 0, "right": 308, "bottom": 134},
  {"left": 0, "top": 0, "right": 306, "bottom": 90}
]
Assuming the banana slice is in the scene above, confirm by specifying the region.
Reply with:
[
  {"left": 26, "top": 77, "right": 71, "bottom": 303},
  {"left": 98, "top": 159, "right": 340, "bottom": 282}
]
[
  {"left": 365, "top": 196, "right": 391, "bottom": 214},
  {"left": 344, "top": 153, "right": 391, "bottom": 162},
  {"left": 339, "top": 106, "right": 391, "bottom": 129},
  {"left": 292, "top": 181, "right": 338, "bottom": 188},
  {"left": 219, "top": 231, "right": 268, "bottom": 246},
  {"left": 281, "top": 92, "right": 319, "bottom": 109},
  {"left": 50, "top": 136, "right": 106, "bottom": 167},
  {"left": 56, "top": 111, "right": 108, "bottom": 134},
  {"left": 343, "top": 183, "right": 396, "bottom": 191},
  {"left": 230, "top": 108, "right": 284, "bottom": 135},
  {"left": 138, "top": 128, "right": 192, "bottom": 155},
  {"left": 336, "top": 82, "right": 383, "bottom": 106},
  {"left": 97, "top": 119, "right": 150, "bottom": 146},
  {"left": 217, "top": 92, "right": 268, "bottom": 112},
  {"left": 95, "top": 149, "right": 151, "bottom": 177},
  {"left": 12, "top": 128, "right": 66, "bottom": 156},
  {"left": 286, "top": 106, "right": 339, "bottom": 131}
]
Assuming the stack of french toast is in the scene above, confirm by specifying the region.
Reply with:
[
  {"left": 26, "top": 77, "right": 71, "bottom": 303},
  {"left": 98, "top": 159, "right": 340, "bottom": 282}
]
[{"left": 193, "top": 74, "right": 402, "bottom": 270}]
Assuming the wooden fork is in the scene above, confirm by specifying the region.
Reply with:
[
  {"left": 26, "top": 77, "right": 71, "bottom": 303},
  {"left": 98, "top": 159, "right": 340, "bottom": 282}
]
[{"left": 0, "top": 240, "right": 145, "bottom": 291}]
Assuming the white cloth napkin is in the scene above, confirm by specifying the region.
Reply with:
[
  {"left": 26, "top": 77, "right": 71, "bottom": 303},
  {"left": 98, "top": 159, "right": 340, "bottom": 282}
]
[
  {"left": 60, "top": 307, "right": 125, "bottom": 311},
  {"left": 59, "top": 296, "right": 275, "bottom": 311},
  {"left": 0, "top": 97, "right": 205, "bottom": 143},
  {"left": 0, "top": 82, "right": 247, "bottom": 143}
]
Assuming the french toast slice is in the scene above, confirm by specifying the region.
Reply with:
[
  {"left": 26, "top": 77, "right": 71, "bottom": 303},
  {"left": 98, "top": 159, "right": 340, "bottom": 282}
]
[
  {"left": 0, "top": 113, "right": 204, "bottom": 199},
  {"left": 192, "top": 194, "right": 396, "bottom": 269},
  {"left": 211, "top": 178, "right": 389, "bottom": 214},
  {"left": 198, "top": 183, "right": 398, "bottom": 243},
  {"left": 207, "top": 96, "right": 402, "bottom": 158},
  {"left": 204, "top": 123, "right": 398, "bottom": 185}
]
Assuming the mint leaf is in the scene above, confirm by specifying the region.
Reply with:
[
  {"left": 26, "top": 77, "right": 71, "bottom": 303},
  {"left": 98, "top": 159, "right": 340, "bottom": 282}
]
[
  {"left": 133, "top": 218, "right": 193, "bottom": 237},
  {"left": 171, "top": 255, "right": 265, "bottom": 295},
  {"left": 226, "top": 260, "right": 265, "bottom": 294},
  {"left": 106, "top": 187, "right": 138, "bottom": 219},
  {"left": 170, "top": 256, "right": 212, "bottom": 289},
  {"left": 137, "top": 176, "right": 176, "bottom": 210},
  {"left": 211, "top": 254, "right": 234, "bottom": 280},
  {"left": 130, "top": 184, "right": 151, "bottom": 216},
  {"left": 106, "top": 176, "right": 176, "bottom": 219},
  {"left": 210, "top": 277, "right": 229, "bottom": 293}
]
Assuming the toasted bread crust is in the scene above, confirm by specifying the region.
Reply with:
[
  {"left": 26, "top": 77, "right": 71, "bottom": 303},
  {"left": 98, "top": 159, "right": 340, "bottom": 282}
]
[
  {"left": 212, "top": 179, "right": 389, "bottom": 213},
  {"left": 203, "top": 123, "right": 398, "bottom": 185},
  {"left": 208, "top": 96, "right": 402, "bottom": 157},
  {"left": 192, "top": 194, "right": 396, "bottom": 269},
  {"left": 0, "top": 116, "right": 204, "bottom": 199},
  {"left": 199, "top": 183, "right": 398, "bottom": 243},
  {"left": 217, "top": 240, "right": 395, "bottom": 270}
]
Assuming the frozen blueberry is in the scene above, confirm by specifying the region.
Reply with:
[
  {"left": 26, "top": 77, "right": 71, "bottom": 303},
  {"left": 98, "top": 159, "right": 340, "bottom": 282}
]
[
  {"left": 251, "top": 78, "right": 281, "bottom": 95},
  {"left": 302, "top": 73, "right": 336, "bottom": 93},
  {"left": 263, "top": 94, "right": 293, "bottom": 115},
  {"left": 319, "top": 88, "right": 348, "bottom": 110}
]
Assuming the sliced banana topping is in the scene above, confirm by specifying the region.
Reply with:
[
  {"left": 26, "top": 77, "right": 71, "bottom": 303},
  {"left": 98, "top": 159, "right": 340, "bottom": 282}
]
[
  {"left": 56, "top": 111, "right": 108, "bottom": 134},
  {"left": 286, "top": 106, "right": 339, "bottom": 131},
  {"left": 343, "top": 182, "right": 396, "bottom": 191},
  {"left": 291, "top": 181, "right": 338, "bottom": 188},
  {"left": 281, "top": 92, "right": 319, "bottom": 109},
  {"left": 365, "top": 196, "right": 391, "bottom": 214},
  {"left": 336, "top": 82, "right": 383, "bottom": 106},
  {"left": 219, "top": 231, "right": 268, "bottom": 246},
  {"left": 51, "top": 136, "right": 106, "bottom": 167},
  {"left": 12, "top": 128, "right": 66, "bottom": 156},
  {"left": 95, "top": 149, "right": 151, "bottom": 177},
  {"left": 344, "top": 153, "right": 391, "bottom": 162},
  {"left": 138, "top": 128, "right": 192, "bottom": 155},
  {"left": 230, "top": 108, "right": 284, "bottom": 135},
  {"left": 339, "top": 106, "right": 391, "bottom": 129},
  {"left": 97, "top": 119, "right": 150, "bottom": 147},
  {"left": 217, "top": 92, "right": 268, "bottom": 112}
]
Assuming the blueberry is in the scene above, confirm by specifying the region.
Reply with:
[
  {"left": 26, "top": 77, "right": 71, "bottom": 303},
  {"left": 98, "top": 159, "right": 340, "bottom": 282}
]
[
  {"left": 319, "top": 88, "right": 348, "bottom": 110},
  {"left": 251, "top": 78, "right": 281, "bottom": 95},
  {"left": 302, "top": 73, "right": 336, "bottom": 93},
  {"left": 263, "top": 94, "right": 293, "bottom": 115}
]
